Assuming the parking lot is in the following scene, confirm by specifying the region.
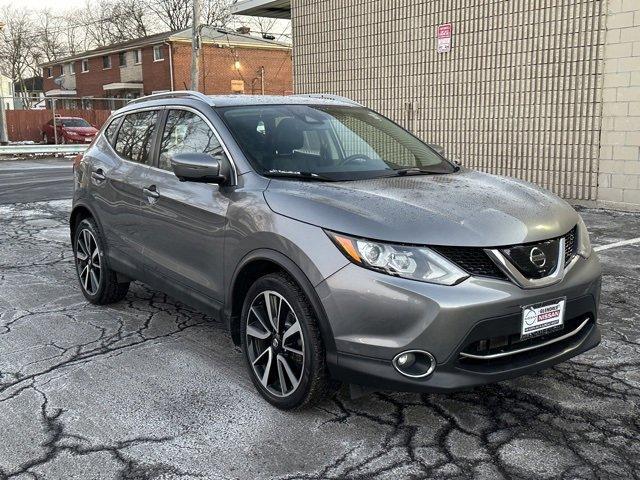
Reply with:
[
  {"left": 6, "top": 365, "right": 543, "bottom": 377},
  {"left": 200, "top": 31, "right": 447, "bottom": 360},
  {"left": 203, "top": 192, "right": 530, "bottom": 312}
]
[{"left": 0, "top": 198, "right": 639, "bottom": 479}]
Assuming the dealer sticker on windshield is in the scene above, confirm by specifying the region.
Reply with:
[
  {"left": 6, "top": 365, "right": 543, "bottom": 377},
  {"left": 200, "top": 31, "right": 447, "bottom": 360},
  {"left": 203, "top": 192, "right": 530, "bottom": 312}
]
[{"left": 521, "top": 298, "right": 566, "bottom": 338}]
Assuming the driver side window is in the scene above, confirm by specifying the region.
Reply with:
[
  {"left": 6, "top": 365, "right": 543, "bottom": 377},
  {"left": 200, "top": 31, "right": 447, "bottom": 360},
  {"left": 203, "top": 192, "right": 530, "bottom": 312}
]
[{"left": 158, "top": 110, "right": 222, "bottom": 171}]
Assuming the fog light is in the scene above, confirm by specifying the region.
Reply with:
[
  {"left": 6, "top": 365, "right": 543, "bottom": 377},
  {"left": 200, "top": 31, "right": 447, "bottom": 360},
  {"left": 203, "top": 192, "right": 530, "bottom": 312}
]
[
  {"left": 396, "top": 352, "right": 415, "bottom": 367},
  {"left": 392, "top": 350, "right": 436, "bottom": 378}
]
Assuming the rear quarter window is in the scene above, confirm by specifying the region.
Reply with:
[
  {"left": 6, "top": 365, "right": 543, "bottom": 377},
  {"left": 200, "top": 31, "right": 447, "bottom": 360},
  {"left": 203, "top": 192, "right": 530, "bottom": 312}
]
[
  {"left": 114, "top": 110, "right": 159, "bottom": 165},
  {"left": 103, "top": 118, "right": 121, "bottom": 144}
]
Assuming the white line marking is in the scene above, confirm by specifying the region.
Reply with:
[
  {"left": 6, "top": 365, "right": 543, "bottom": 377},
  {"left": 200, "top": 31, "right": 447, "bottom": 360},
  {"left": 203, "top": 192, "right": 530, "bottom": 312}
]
[{"left": 594, "top": 237, "right": 640, "bottom": 252}]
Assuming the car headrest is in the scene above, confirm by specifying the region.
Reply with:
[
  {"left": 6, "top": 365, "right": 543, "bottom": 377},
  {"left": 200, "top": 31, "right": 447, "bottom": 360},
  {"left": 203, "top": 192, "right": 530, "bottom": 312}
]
[{"left": 273, "top": 118, "right": 304, "bottom": 155}]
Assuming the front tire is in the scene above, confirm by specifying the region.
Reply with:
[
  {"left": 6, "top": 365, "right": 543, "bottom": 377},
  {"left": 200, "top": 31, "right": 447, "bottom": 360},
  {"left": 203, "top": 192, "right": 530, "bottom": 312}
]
[
  {"left": 240, "top": 272, "right": 333, "bottom": 410},
  {"left": 74, "top": 218, "right": 129, "bottom": 304}
]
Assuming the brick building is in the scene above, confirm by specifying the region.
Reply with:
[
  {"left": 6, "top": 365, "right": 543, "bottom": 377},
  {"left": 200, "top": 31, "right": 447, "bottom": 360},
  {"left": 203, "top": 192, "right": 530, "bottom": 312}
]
[
  {"left": 234, "top": 0, "right": 640, "bottom": 211},
  {"left": 40, "top": 27, "right": 292, "bottom": 109}
]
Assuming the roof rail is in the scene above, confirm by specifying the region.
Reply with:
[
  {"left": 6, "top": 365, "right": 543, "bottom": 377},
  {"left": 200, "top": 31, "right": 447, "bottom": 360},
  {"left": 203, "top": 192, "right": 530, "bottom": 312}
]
[
  {"left": 292, "top": 93, "right": 362, "bottom": 106},
  {"left": 127, "top": 90, "right": 215, "bottom": 106}
]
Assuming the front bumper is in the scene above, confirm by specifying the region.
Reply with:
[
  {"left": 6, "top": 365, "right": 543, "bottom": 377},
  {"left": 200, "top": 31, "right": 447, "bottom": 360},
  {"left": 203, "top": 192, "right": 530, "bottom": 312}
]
[{"left": 316, "top": 253, "right": 602, "bottom": 392}]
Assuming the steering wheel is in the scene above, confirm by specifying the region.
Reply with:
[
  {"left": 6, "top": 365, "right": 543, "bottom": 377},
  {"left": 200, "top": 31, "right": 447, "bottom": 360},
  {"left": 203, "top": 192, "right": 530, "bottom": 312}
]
[{"left": 341, "top": 154, "right": 373, "bottom": 166}]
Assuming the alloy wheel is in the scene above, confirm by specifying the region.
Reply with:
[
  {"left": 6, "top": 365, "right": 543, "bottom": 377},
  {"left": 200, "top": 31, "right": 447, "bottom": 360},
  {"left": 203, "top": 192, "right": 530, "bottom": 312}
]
[
  {"left": 245, "top": 290, "right": 305, "bottom": 397},
  {"left": 76, "top": 229, "right": 101, "bottom": 296}
]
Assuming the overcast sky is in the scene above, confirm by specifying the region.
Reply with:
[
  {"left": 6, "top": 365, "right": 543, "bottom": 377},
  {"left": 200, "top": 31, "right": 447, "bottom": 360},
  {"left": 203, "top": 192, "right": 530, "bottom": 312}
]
[{"left": 16, "top": 0, "right": 87, "bottom": 10}]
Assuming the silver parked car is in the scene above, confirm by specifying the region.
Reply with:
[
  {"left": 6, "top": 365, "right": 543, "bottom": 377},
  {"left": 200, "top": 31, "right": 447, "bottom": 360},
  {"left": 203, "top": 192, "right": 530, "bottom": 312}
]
[{"left": 71, "top": 91, "right": 601, "bottom": 409}]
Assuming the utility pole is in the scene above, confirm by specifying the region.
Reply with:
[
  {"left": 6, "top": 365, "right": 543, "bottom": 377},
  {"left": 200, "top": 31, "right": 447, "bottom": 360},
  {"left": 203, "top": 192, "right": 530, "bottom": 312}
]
[
  {"left": 260, "top": 66, "right": 265, "bottom": 95},
  {"left": 0, "top": 85, "right": 8, "bottom": 145},
  {"left": 191, "top": 0, "right": 202, "bottom": 91},
  {"left": 0, "top": 21, "right": 8, "bottom": 145}
]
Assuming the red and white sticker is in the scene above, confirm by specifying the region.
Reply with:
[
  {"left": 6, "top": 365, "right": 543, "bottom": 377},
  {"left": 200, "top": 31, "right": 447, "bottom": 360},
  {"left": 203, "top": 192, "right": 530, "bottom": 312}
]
[
  {"left": 437, "top": 23, "right": 452, "bottom": 53},
  {"left": 521, "top": 298, "right": 565, "bottom": 337}
]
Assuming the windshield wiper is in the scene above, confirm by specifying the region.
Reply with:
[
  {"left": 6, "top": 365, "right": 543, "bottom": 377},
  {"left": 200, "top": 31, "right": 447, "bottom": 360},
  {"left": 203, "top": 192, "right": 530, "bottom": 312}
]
[
  {"left": 393, "top": 167, "right": 444, "bottom": 176},
  {"left": 263, "top": 170, "right": 336, "bottom": 182}
]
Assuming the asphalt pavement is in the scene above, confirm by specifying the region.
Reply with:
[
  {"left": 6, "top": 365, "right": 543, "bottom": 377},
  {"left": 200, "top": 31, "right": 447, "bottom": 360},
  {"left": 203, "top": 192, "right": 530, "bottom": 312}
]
[
  {"left": 0, "top": 158, "right": 74, "bottom": 204},
  {"left": 0, "top": 159, "right": 639, "bottom": 479}
]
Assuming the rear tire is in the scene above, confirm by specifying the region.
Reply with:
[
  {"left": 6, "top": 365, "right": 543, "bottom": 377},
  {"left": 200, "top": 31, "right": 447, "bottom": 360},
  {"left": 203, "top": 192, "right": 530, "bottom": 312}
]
[
  {"left": 240, "top": 272, "right": 333, "bottom": 410},
  {"left": 73, "top": 218, "right": 129, "bottom": 304}
]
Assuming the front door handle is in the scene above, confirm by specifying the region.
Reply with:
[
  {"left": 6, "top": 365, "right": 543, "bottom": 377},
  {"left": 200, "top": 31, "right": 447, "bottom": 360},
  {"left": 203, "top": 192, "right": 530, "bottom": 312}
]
[
  {"left": 91, "top": 169, "right": 106, "bottom": 181},
  {"left": 143, "top": 186, "right": 160, "bottom": 199}
]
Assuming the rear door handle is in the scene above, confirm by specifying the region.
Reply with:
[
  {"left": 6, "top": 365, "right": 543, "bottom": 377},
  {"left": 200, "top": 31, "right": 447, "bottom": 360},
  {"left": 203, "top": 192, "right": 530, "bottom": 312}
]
[
  {"left": 91, "top": 169, "right": 106, "bottom": 181},
  {"left": 143, "top": 186, "right": 160, "bottom": 199}
]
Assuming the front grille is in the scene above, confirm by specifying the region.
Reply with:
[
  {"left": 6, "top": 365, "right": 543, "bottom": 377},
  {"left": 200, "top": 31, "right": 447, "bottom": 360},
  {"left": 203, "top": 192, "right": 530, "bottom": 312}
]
[
  {"left": 564, "top": 226, "right": 577, "bottom": 264},
  {"left": 433, "top": 246, "right": 507, "bottom": 280},
  {"left": 500, "top": 238, "right": 561, "bottom": 279},
  {"left": 434, "top": 225, "right": 577, "bottom": 283},
  {"left": 458, "top": 315, "right": 593, "bottom": 369}
]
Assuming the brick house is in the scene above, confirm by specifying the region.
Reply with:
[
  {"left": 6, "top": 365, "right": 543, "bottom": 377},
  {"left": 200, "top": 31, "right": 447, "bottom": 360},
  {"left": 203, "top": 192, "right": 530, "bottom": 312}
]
[{"left": 40, "top": 27, "right": 292, "bottom": 109}]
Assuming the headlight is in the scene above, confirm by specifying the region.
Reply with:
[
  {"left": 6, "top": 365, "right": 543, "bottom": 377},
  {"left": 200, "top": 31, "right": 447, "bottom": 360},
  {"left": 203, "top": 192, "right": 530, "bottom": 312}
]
[
  {"left": 326, "top": 231, "right": 469, "bottom": 285},
  {"left": 576, "top": 215, "right": 592, "bottom": 258}
]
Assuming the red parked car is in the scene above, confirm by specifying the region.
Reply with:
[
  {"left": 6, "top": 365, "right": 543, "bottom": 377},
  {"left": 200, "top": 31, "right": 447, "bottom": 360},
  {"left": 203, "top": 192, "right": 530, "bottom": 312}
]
[{"left": 41, "top": 117, "right": 99, "bottom": 144}]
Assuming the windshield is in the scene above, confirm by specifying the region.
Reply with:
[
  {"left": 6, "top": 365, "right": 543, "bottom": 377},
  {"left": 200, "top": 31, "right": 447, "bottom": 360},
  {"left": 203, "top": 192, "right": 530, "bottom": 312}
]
[
  {"left": 218, "top": 105, "right": 455, "bottom": 181},
  {"left": 61, "top": 118, "right": 92, "bottom": 128}
]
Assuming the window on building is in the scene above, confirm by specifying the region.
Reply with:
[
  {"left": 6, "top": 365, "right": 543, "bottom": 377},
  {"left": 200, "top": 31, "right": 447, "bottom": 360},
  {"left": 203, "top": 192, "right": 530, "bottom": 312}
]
[
  {"left": 153, "top": 45, "right": 164, "bottom": 61},
  {"left": 158, "top": 110, "right": 222, "bottom": 171},
  {"left": 46, "top": 67, "right": 52, "bottom": 78},
  {"left": 81, "top": 59, "right": 89, "bottom": 73},
  {"left": 119, "top": 52, "right": 127, "bottom": 67},
  {"left": 114, "top": 110, "right": 159, "bottom": 165},
  {"left": 69, "top": 62, "right": 75, "bottom": 75},
  {"left": 102, "top": 55, "right": 112, "bottom": 69},
  {"left": 134, "top": 49, "right": 142, "bottom": 64}
]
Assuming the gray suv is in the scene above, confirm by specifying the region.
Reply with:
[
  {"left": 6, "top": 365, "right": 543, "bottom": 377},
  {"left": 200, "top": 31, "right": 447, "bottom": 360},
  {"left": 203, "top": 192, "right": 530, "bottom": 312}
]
[{"left": 71, "top": 91, "right": 601, "bottom": 409}]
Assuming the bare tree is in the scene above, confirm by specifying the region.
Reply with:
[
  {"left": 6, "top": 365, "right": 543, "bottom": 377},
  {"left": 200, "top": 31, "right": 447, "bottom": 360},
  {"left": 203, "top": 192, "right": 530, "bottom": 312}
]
[
  {"left": 81, "top": 0, "right": 150, "bottom": 47},
  {"left": 145, "top": 0, "right": 192, "bottom": 30},
  {"left": 0, "top": 6, "right": 39, "bottom": 106},
  {"left": 35, "top": 9, "right": 67, "bottom": 62},
  {"left": 202, "top": 0, "right": 231, "bottom": 27},
  {"left": 109, "top": 0, "right": 149, "bottom": 39},
  {"left": 61, "top": 11, "right": 93, "bottom": 56}
]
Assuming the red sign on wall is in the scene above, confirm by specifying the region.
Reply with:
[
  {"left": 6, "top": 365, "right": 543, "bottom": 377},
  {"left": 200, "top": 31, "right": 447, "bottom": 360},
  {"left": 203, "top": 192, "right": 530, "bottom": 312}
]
[{"left": 437, "top": 23, "right": 452, "bottom": 53}]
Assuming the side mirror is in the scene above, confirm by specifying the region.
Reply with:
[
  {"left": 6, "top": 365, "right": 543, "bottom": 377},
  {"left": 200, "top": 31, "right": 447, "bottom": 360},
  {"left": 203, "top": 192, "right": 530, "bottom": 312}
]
[{"left": 170, "top": 152, "right": 230, "bottom": 184}]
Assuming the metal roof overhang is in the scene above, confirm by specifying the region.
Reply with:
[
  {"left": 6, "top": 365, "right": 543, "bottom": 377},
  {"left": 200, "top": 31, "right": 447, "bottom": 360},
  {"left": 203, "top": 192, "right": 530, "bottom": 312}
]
[
  {"left": 231, "top": 0, "right": 291, "bottom": 19},
  {"left": 103, "top": 83, "right": 144, "bottom": 91},
  {"left": 45, "top": 89, "right": 77, "bottom": 97}
]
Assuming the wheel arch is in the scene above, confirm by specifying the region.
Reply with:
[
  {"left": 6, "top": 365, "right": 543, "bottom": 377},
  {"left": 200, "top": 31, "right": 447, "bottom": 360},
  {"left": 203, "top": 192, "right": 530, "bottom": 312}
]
[
  {"left": 69, "top": 203, "right": 98, "bottom": 246},
  {"left": 225, "top": 249, "right": 337, "bottom": 368}
]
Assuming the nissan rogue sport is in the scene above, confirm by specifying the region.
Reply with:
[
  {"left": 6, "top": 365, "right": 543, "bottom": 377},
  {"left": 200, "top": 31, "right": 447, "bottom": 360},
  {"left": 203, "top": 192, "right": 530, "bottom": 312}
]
[{"left": 70, "top": 91, "right": 601, "bottom": 409}]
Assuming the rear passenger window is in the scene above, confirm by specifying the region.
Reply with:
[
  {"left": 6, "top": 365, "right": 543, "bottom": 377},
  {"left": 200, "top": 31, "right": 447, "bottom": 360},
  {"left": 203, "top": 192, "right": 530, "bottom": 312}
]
[
  {"left": 103, "top": 117, "right": 121, "bottom": 144},
  {"left": 158, "top": 110, "right": 222, "bottom": 171},
  {"left": 114, "top": 110, "right": 158, "bottom": 165}
]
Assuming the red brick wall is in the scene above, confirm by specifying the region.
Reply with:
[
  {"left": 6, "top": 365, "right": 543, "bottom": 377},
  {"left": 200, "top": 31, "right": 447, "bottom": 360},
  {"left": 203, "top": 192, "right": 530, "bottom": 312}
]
[
  {"left": 141, "top": 44, "right": 171, "bottom": 94},
  {"left": 171, "top": 42, "right": 293, "bottom": 95},
  {"left": 43, "top": 54, "right": 122, "bottom": 109},
  {"left": 43, "top": 70, "right": 56, "bottom": 93},
  {"left": 75, "top": 54, "right": 121, "bottom": 98},
  {"left": 41, "top": 40, "right": 292, "bottom": 103}
]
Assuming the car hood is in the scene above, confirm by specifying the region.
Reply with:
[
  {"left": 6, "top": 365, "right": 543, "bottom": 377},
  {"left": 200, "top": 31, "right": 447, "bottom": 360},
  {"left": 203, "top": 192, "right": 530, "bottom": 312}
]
[
  {"left": 64, "top": 127, "right": 97, "bottom": 135},
  {"left": 263, "top": 169, "right": 579, "bottom": 247}
]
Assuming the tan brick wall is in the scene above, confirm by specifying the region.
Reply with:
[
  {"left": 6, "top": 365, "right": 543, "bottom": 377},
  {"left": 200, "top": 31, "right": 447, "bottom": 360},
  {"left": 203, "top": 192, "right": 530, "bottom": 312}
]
[
  {"left": 598, "top": 0, "right": 640, "bottom": 210},
  {"left": 293, "top": 0, "right": 606, "bottom": 201}
]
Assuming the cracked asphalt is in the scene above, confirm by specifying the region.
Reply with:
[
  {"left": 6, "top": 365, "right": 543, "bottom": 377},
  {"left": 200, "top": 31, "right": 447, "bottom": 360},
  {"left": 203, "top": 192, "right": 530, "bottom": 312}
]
[{"left": 0, "top": 199, "right": 639, "bottom": 480}]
